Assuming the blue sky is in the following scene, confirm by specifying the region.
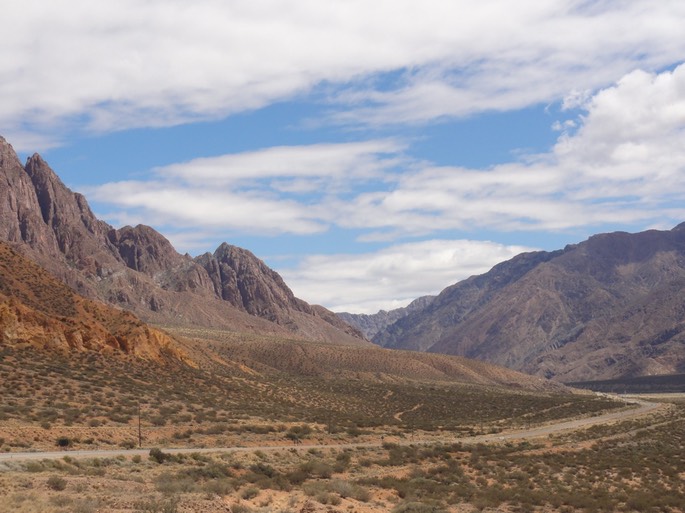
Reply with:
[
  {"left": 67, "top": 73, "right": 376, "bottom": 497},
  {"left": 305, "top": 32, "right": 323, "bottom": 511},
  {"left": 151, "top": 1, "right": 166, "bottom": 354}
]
[{"left": 3, "top": 1, "right": 685, "bottom": 313}]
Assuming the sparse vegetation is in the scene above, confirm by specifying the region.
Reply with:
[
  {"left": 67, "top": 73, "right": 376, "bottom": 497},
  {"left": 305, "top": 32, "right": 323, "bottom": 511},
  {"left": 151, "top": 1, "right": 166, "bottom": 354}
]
[
  {"left": 2, "top": 324, "right": 681, "bottom": 512},
  {"left": 2, "top": 402, "right": 683, "bottom": 512}
]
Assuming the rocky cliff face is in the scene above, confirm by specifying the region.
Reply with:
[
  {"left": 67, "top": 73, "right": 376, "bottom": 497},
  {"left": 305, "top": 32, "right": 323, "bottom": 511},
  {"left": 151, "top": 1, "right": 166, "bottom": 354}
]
[
  {"left": 0, "top": 136, "right": 364, "bottom": 344},
  {"left": 196, "top": 243, "right": 309, "bottom": 324},
  {"left": 374, "top": 225, "right": 685, "bottom": 382}
]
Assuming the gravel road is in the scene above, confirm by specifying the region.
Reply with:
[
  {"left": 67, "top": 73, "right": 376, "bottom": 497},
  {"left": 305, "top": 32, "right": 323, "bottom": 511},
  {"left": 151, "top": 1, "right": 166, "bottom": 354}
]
[{"left": 0, "top": 397, "right": 663, "bottom": 463}]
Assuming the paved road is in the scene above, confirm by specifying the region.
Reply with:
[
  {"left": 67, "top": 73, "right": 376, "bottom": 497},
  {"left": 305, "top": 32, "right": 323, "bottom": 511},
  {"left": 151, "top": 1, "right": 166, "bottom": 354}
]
[{"left": 0, "top": 398, "right": 663, "bottom": 463}]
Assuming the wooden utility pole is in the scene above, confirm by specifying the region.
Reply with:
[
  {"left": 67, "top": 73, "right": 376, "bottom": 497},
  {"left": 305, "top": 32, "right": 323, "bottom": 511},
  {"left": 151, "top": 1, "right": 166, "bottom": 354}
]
[{"left": 138, "top": 403, "right": 142, "bottom": 448}]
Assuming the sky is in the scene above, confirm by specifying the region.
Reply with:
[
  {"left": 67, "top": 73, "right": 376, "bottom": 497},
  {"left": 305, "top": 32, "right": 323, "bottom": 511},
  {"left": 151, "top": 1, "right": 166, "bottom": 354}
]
[{"left": 3, "top": 1, "right": 685, "bottom": 313}]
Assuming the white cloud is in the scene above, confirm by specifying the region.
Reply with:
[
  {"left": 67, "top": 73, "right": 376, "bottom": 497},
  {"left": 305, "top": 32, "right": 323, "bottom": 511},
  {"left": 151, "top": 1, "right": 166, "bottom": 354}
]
[
  {"left": 83, "top": 64, "right": 685, "bottom": 311},
  {"left": 331, "top": 64, "right": 685, "bottom": 236},
  {"left": 279, "top": 239, "right": 535, "bottom": 313},
  {"left": 89, "top": 180, "right": 326, "bottom": 235},
  {"left": 3, "top": 1, "right": 685, "bottom": 143},
  {"left": 87, "top": 140, "right": 406, "bottom": 236},
  {"left": 90, "top": 64, "right": 685, "bottom": 248},
  {"left": 156, "top": 140, "right": 405, "bottom": 186}
]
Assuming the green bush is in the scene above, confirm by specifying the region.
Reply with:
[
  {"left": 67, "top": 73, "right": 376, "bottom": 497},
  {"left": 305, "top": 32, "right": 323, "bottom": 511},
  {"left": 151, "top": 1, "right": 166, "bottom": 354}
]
[{"left": 392, "top": 502, "right": 447, "bottom": 513}]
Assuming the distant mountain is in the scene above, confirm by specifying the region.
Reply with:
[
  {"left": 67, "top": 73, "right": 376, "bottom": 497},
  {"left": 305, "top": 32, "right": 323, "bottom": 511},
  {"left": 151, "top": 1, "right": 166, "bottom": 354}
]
[
  {"left": 337, "top": 295, "right": 435, "bottom": 339},
  {"left": 0, "top": 135, "right": 364, "bottom": 345},
  {"left": 373, "top": 225, "right": 685, "bottom": 382}
]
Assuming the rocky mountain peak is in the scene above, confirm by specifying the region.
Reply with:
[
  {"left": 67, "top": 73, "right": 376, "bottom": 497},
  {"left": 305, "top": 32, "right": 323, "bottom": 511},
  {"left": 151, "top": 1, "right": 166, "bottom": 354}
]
[
  {"left": 25, "top": 153, "right": 74, "bottom": 226},
  {"left": 196, "top": 242, "right": 307, "bottom": 323},
  {"left": 0, "top": 142, "right": 59, "bottom": 253},
  {"left": 108, "top": 224, "right": 186, "bottom": 275}
]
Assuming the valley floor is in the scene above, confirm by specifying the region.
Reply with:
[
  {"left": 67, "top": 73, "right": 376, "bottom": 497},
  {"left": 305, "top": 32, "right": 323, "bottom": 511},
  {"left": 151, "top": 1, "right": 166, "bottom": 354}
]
[
  {"left": 2, "top": 340, "right": 684, "bottom": 512},
  {"left": 0, "top": 397, "right": 683, "bottom": 513}
]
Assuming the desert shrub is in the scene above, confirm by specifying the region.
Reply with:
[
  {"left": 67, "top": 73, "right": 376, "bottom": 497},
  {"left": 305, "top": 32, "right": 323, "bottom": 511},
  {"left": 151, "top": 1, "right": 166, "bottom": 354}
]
[
  {"left": 150, "top": 415, "right": 167, "bottom": 426},
  {"left": 288, "top": 424, "right": 312, "bottom": 436},
  {"left": 328, "top": 479, "right": 371, "bottom": 501},
  {"left": 248, "top": 462, "right": 276, "bottom": 479},
  {"left": 203, "top": 478, "right": 234, "bottom": 496},
  {"left": 240, "top": 486, "right": 260, "bottom": 500},
  {"left": 149, "top": 447, "right": 175, "bottom": 464},
  {"left": 346, "top": 426, "right": 363, "bottom": 437},
  {"left": 286, "top": 469, "right": 309, "bottom": 485},
  {"left": 392, "top": 502, "right": 447, "bottom": 513},
  {"left": 316, "top": 492, "right": 341, "bottom": 505},
  {"left": 155, "top": 472, "right": 197, "bottom": 494},
  {"left": 201, "top": 423, "right": 228, "bottom": 435},
  {"left": 183, "top": 461, "right": 232, "bottom": 480},
  {"left": 26, "top": 461, "right": 46, "bottom": 473},
  {"left": 55, "top": 437, "right": 71, "bottom": 447},
  {"left": 71, "top": 498, "right": 102, "bottom": 513},
  {"left": 135, "top": 497, "right": 179, "bottom": 513},
  {"left": 46, "top": 475, "right": 67, "bottom": 491},
  {"left": 299, "top": 460, "right": 333, "bottom": 479}
]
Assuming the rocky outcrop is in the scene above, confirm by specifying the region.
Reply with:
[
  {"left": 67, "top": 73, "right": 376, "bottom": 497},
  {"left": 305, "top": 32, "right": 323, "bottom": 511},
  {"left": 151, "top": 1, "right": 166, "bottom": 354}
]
[
  {"left": 0, "top": 140, "right": 60, "bottom": 255},
  {"left": 374, "top": 250, "right": 560, "bottom": 351},
  {"left": 373, "top": 225, "right": 685, "bottom": 382},
  {"left": 0, "top": 135, "right": 365, "bottom": 345},
  {"left": 196, "top": 243, "right": 309, "bottom": 323},
  {"left": 108, "top": 224, "right": 187, "bottom": 276},
  {"left": 0, "top": 241, "right": 184, "bottom": 361}
]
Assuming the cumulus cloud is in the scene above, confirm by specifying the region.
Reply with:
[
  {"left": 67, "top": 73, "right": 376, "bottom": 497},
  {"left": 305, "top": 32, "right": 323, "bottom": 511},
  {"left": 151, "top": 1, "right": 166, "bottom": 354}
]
[
  {"left": 334, "top": 64, "right": 685, "bottom": 237},
  {"left": 3, "top": 1, "right": 685, "bottom": 146},
  {"left": 279, "top": 239, "right": 535, "bottom": 313}
]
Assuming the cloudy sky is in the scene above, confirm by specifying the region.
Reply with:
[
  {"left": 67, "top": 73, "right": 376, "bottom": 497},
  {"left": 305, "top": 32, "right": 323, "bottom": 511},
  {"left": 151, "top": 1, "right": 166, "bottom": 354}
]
[{"left": 3, "top": 1, "right": 685, "bottom": 313}]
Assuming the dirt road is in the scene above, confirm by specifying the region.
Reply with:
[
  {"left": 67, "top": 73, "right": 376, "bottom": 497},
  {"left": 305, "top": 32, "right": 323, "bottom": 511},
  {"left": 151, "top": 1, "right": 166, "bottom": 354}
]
[{"left": 0, "top": 397, "right": 663, "bottom": 463}]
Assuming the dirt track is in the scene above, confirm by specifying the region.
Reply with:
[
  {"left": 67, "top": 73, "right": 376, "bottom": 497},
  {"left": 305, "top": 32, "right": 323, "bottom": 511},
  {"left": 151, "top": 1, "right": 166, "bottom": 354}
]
[{"left": 0, "top": 396, "right": 664, "bottom": 463}]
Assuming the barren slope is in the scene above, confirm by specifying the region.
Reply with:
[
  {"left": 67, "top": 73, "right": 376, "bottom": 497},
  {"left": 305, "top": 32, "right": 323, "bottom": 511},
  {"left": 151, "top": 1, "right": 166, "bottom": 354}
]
[{"left": 0, "top": 241, "right": 184, "bottom": 361}]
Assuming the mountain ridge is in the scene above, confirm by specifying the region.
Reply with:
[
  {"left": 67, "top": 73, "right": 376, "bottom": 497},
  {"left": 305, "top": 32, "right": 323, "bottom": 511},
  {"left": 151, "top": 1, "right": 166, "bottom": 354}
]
[
  {"left": 369, "top": 225, "right": 685, "bottom": 382},
  {"left": 0, "top": 135, "right": 364, "bottom": 345}
]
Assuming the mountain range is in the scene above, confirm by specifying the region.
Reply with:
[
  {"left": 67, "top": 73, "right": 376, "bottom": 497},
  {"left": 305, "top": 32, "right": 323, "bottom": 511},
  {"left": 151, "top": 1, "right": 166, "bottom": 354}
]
[
  {"left": 0, "top": 135, "right": 363, "bottom": 346},
  {"left": 0, "top": 133, "right": 564, "bottom": 391},
  {"left": 2, "top": 133, "right": 684, "bottom": 385},
  {"left": 343, "top": 226, "right": 685, "bottom": 382}
]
